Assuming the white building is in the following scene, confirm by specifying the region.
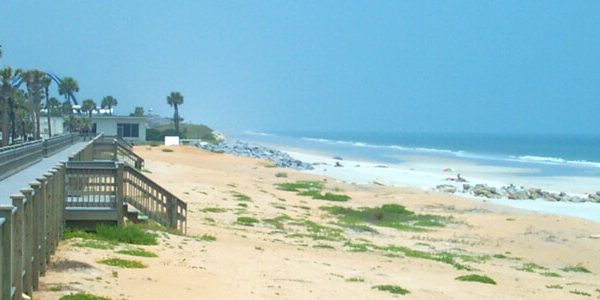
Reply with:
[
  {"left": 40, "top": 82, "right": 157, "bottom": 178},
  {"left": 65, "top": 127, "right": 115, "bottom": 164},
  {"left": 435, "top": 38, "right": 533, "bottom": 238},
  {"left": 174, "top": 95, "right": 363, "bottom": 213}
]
[
  {"left": 39, "top": 116, "right": 66, "bottom": 138},
  {"left": 92, "top": 116, "right": 147, "bottom": 142}
]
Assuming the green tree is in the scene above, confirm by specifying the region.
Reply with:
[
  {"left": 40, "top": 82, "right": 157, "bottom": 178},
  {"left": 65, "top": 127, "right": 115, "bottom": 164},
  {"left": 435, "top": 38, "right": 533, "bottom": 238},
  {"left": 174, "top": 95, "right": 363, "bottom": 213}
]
[
  {"left": 41, "top": 74, "right": 53, "bottom": 137},
  {"left": 81, "top": 99, "right": 97, "bottom": 121},
  {"left": 58, "top": 76, "right": 79, "bottom": 113},
  {"left": 101, "top": 95, "right": 118, "bottom": 115},
  {"left": 167, "top": 91, "right": 184, "bottom": 136},
  {"left": 130, "top": 106, "right": 144, "bottom": 117},
  {"left": 1, "top": 67, "right": 21, "bottom": 145},
  {"left": 22, "top": 70, "right": 46, "bottom": 139}
]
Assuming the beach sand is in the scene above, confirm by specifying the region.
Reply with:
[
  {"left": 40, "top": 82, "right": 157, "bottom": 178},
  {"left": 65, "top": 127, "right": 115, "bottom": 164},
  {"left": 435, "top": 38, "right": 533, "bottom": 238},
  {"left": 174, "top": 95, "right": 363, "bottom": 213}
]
[{"left": 37, "top": 145, "right": 600, "bottom": 299}]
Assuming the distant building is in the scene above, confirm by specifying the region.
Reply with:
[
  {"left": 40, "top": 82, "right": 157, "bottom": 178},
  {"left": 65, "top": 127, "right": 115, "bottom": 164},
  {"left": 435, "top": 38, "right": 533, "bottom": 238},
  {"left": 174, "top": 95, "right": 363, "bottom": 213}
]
[
  {"left": 92, "top": 115, "right": 147, "bottom": 142},
  {"left": 40, "top": 116, "right": 66, "bottom": 138}
]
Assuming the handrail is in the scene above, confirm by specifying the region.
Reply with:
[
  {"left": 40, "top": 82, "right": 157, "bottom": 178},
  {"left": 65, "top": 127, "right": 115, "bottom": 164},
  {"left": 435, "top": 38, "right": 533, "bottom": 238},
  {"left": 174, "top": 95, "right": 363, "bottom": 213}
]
[
  {"left": 116, "top": 142, "right": 144, "bottom": 169},
  {"left": 123, "top": 165, "right": 187, "bottom": 233}
]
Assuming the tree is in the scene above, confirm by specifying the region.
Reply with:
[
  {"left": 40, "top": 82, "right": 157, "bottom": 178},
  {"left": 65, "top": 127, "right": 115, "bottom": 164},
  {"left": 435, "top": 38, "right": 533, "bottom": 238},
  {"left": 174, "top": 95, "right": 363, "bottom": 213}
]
[
  {"left": 0, "top": 67, "right": 21, "bottom": 145},
  {"left": 130, "top": 106, "right": 144, "bottom": 117},
  {"left": 167, "top": 91, "right": 184, "bottom": 136},
  {"left": 42, "top": 74, "right": 53, "bottom": 137},
  {"left": 101, "top": 96, "right": 117, "bottom": 115},
  {"left": 22, "top": 70, "right": 46, "bottom": 139},
  {"left": 58, "top": 76, "right": 79, "bottom": 107},
  {"left": 81, "top": 99, "right": 96, "bottom": 121}
]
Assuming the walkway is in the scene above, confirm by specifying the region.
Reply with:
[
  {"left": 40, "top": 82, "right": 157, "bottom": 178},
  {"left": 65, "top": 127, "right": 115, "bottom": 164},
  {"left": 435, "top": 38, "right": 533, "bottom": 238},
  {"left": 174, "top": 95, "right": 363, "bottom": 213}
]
[{"left": 0, "top": 142, "right": 86, "bottom": 205}]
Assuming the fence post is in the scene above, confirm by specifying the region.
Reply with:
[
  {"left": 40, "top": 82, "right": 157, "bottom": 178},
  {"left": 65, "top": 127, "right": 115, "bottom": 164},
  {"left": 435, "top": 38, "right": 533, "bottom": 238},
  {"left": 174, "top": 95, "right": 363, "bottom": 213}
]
[
  {"left": 10, "top": 194, "right": 25, "bottom": 299},
  {"left": 0, "top": 205, "right": 14, "bottom": 300},
  {"left": 42, "top": 140, "right": 48, "bottom": 158},
  {"left": 28, "top": 181, "right": 41, "bottom": 290},
  {"left": 44, "top": 171, "right": 56, "bottom": 255},
  {"left": 116, "top": 163, "right": 124, "bottom": 226},
  {"left": 20, "top": 188, "right": 34, "bottom": 296},
  {"left": 35, "top": 176, "right": 48, "bottom": 275}
]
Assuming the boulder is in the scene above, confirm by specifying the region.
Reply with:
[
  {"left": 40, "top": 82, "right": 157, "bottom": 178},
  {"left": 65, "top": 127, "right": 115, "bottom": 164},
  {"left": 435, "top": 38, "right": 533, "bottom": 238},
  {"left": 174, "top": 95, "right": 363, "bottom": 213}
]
[{"left": 436, "top": 184, "right": 457, "bottom": 193}]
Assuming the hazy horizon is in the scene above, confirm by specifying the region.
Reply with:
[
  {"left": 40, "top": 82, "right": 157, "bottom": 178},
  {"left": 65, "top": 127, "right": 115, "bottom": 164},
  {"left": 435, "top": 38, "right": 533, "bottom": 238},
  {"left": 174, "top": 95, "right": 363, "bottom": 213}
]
[{"left": 1, "top": 1, "right": 599, "bottom": 135}]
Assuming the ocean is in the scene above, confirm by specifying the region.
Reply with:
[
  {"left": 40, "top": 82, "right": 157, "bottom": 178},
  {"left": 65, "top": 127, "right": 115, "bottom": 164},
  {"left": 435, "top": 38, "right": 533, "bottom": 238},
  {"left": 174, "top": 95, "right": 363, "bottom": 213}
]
[{"left": 233, "top": 131, "right": 600, "bottom": 178}]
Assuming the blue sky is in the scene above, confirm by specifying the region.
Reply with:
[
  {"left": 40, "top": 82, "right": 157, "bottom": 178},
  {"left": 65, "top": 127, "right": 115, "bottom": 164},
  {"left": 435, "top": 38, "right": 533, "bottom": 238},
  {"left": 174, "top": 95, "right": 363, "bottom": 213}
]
[{"left": 1, "top": 1, "right": 599, "bottom": 135}]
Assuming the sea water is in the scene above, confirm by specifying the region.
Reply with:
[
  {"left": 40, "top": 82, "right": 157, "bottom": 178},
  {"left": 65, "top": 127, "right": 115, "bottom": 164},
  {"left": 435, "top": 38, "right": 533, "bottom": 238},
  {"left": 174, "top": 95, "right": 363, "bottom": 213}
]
[{"left": 234, "top": 131, "right": 600, "bottom": 178}]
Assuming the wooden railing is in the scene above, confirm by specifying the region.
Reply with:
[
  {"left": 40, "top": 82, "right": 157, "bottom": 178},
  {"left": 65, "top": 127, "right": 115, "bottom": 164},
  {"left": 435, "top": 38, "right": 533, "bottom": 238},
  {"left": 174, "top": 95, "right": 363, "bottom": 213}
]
[
  {"left": 0, "top": 133, "right": 77, "bottom": 181},
  {"left": 123, "top": 166, "right": 187, "bottom": 233},
  {"left": 0, "top": 161, "right": 66, "bottom": 299}
]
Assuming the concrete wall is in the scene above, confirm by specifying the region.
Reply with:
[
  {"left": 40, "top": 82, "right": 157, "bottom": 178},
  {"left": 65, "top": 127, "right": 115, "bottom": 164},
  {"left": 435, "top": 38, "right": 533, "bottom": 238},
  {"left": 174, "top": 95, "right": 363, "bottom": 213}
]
[{"left": 92, "top": 116, "right": 147, "bottom": 142}]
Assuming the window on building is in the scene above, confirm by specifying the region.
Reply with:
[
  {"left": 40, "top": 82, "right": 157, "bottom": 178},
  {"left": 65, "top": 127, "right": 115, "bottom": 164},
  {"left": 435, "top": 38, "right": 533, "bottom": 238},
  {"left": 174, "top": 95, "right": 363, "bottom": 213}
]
[{"left": 117, "top": 123, "right": 139, "bottom": 138}]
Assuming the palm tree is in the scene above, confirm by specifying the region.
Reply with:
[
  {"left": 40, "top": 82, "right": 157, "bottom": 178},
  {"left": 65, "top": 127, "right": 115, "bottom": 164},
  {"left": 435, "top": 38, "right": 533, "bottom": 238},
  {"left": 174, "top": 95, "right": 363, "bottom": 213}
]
[
  {"left": 58, "top": 76, "right": 79, "bottom": 106},
  {"left": 167, "top": 91, "right": 184, "bottom": 136},
  {"left": 1, "top": 67, "right": 21, "bottom": 145},
  {"left": 81, "top": 99, "right": 96, "bottom": 120},
  {"left": 101, "top": 96, "right": 117, "bottom": 115},
  {"left": 41, "top": 75, "right": 53, "bottom": 137},
  {"left": 22, "top": 70, "right": 46, "bottom": 139}
]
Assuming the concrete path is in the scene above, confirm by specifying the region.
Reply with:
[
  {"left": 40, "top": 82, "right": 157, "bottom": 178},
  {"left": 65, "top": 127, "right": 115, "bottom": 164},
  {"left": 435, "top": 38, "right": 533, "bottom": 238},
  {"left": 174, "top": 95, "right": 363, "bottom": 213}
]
[{"left": 0, "top": 142, "right": 86, "bottom": 205}]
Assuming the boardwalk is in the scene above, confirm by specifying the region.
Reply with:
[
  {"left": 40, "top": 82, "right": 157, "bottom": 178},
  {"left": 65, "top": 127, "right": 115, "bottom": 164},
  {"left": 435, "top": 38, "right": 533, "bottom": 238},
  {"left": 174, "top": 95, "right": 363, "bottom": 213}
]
[{"left": 0, "top": 142, "right": 86, "bottom": 205}]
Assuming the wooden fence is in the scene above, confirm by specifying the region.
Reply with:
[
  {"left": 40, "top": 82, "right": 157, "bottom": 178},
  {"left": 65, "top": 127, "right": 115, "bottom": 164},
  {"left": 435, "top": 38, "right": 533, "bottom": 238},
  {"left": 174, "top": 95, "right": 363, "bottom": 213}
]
[
  {"left": 0, "top": 161, "right": 66, "bottom": 300},
  {"left": 0, "top": 132, "right": 185, "bottom": 299}
]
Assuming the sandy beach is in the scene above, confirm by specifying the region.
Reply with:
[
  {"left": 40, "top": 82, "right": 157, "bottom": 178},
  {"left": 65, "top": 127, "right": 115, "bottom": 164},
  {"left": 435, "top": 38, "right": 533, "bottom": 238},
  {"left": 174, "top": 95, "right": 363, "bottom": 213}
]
[{"left": 37, "top": 145, "right": 600, "bottom": 299}]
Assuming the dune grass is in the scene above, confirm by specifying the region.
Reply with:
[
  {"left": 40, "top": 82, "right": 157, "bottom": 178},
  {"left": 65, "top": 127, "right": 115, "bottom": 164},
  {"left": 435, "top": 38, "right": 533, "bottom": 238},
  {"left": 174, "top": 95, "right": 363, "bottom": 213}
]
[
  {"left": 64, "top": 225, "right": 157, "bottom": 245},
  {"left": 320, "top": 204, "right": 450, "bottom": 232},
  {"left": 276, "top": 180, "right": 351, "bottom": 201},
  {"left": 98, "top": 258, "right": 146, "bottom": 269},
  {"left": 236, "top": 216, "right": 260, "bottom": 226},
  {"left": 73, "top": 240, "right": 114, "bottom": 250},
  {"left": 372, "top": 285, "right": 410, "bottom": 295},
  {"left": 455, "top": 274, "right": 496, "bottom": 285},
  {"left": 59, "top": 293, "right": 110, "bottom": 300},
  {"left": 561, "top": 264, "right": 592, "bottom": 273},
  {"left": 116, "top": 248, "right": 158, "bottom": 257},
  {"left": 196, "top": 234, "right": 217, "bottom": 242},
  {"left": 232, "top": 192, "right": 252, "bottom": 202}
]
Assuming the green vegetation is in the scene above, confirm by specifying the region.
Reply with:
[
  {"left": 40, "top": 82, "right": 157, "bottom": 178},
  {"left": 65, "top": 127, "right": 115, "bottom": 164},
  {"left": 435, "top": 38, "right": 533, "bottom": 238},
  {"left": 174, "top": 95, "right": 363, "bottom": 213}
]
[
  {"left": 517, "top": 262, "right": 548, "bottom": 272},
  {"left": 298, "top": 190, "right": 351, "bottom": 202},
  {"left": 98, "top": 258, "right": 147, "bottom": 269},
  {"left": 346, "top": 277, "right": 365, "bottom": 282},
  {"left": 161, "top": 148, "right": 174, "bottom": 152},
  {"left": 64, "top": 225, "right": 157, "bottom": 245},
  {"left": 232, "top": 192, "right": 252, "bottom": 202},
  {"left": 540, "top": 272, "right": 561, "bottom": 277},
  {"left": 561, "top": 264, "right": 592, "bottom": 273},
  {"left": 372, "top": 285, "right": 410, "bottom": 295},
  {"left": 73, "top": 240, "right": 114, "bottom": 250},
  {"left": 301, "top": 220, "right": 345, "bottom": 241},
  {"left": 201, "top": 207, "right": 228, "bottom": 213},
  {"left": 275, "top": 172, "right": 288, "bottom": 178},
  {"left": 236, "top": 216, "right": 260, "bottom": 226},
  {"left": 196, "top": 234, "right": 217, "bottom": 242},
  {"left": 321, "top": 204, "right": 450, "bottom": 232},
  {"left": 455, "top": 274, "right": 496, "bottom": 285},
  {"left": 263, "top": 215, "right": 293, "bottom": 230},
  {"left": 313, "top": 244, "right": 335, "bottom": 249},
  {"left": 116, "top": 248, "right": 158, "bottom": 257},
  {"left": 546, "top": 284, "right": 563, "bottom": 289},
  {"left": 344, "top": 241, "right": 371, "bottom": 252},
  {"left": 146, "top": 123, "right": 217, "bottom": 143},
  {"left": 380, "top": 245, "right": 473, "bottom": 270},
  {"left": 276, "top": 180, "right": 351, "bottom": 201},
  {"left": 570, "top": 290, "right": 591, "bottom": 297},
  {"left": 59, "top": 293, "right": 110, "bottom": 300}
]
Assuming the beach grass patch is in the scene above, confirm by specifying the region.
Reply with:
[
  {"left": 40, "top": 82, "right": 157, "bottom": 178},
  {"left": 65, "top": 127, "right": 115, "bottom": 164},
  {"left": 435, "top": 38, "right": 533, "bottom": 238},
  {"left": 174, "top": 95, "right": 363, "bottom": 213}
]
[
  {"left": 98, "top": 258, "right": 146, "bottom": 269},
  {"left": 303, "top": 220, "right": 345, "bottom": 241},
  {"left": 275, "top": 172, "right": 288, "bottom": 178},
  {"left": 455, "top": 274, "right": 496, "bottom": 285},
  {"left": 236, "top": 216, "right": 259, "bottom": 226},
  {"left": 372, "top": 285, "right": 410, "bottom": 295},
  {"left": 275, "top": 180, "right": 323, "bottom": 192},
  {"left": 517, "top": 262, "right": 548, "bottom": 272},
  {"left": 546, "top": 284, "right": 563, "bottom": 289},
  {"left": 313, "top": 244, "right": 335, "bottom": 250},
  {"left": 73, "top": 240, "right": 114, "bottom": 250},
  {"left": 59, "top": 293, "right": 110, "bottom": 300},
  {"left": 346, "top": 276, "right": 365, "bottom": 282},
  {"left": 344, "top": 240, "right": 371, "bottom": 252},
  {"left": 570, "top": 290, "right": 591, "bottom": 297},
  {"left": 161, "top": 148, "right": 174, "bottom": 152},
  {"left": 321, "top": 204, "right": 450, "bottom": 232},
  {"left": 196, "top": 234, "right": 217, "bottom": 242},
  {"left": 232, "top": 192, "right": 252, "bottom": 202},
  {"left": 561, "top": 264, "right": 591, "bottom": 273},
  {"left": 381, "top": 245, "right": 473, "bottom": 270},
  {"left": 201, "top": 207, "right": 228, "bottom": 213},
  {"left": 263, "top": 215, "right": 293, "bottom": 230},
  {"left": 298, "top": 190, "right": 351, "bottom": 202},
  {"left": 96, "top": 225, "right": 157, "bottom": 245},
  {"left": 116, "top": 248, "right": 158, "bottom": 257},
  {"left": 540, "top": 272, "right": 561, "bottom": 278}
]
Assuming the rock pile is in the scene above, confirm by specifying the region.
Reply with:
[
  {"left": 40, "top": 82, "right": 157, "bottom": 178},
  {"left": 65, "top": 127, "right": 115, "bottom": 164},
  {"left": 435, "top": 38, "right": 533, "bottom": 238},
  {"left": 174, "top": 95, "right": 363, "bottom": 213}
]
[
  {"left": 436, "top": 183, "right": 600, "bottom": 203},
  {"left": 195, "top": 140, "right": 314, "bottom": 170}
]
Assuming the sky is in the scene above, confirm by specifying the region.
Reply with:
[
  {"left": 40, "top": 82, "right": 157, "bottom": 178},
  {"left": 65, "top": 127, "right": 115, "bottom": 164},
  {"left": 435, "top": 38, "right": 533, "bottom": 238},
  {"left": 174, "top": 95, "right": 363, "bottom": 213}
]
[{"left": 1, "top": 1, "right": 599, "bottom": 135}]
